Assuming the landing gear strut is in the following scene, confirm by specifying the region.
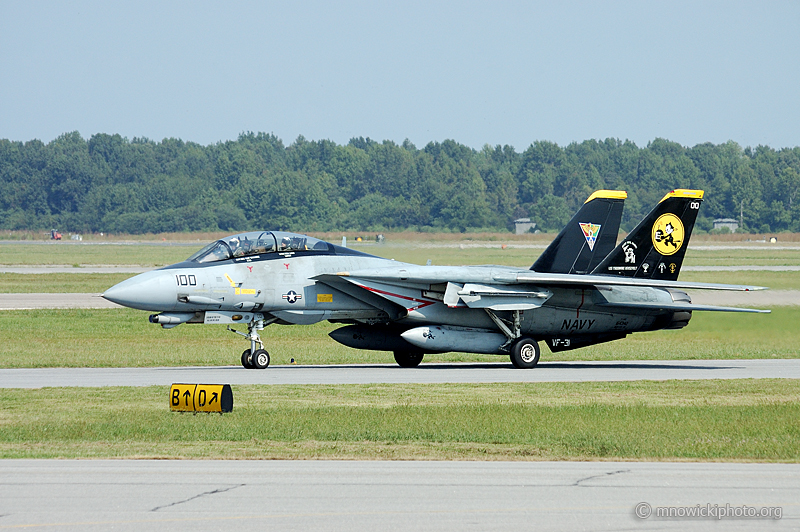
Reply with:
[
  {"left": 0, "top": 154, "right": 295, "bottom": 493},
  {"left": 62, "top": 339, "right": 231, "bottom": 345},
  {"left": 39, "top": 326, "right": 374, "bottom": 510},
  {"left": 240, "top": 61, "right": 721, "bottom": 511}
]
[
  {"left": 485, "top": 309, "right": 541, "bottom": 369},
  {"left": 228, "top": 317, "right": 275, "bottom": 369}
]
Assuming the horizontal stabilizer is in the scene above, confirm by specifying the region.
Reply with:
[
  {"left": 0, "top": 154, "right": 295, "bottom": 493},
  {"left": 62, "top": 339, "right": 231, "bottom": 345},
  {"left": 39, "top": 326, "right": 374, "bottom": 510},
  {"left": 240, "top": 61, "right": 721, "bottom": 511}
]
[
  {"left": 320, "top": 267, "right": 768, "bottom": 292},
  {"left": 515, "top": 271, "right": 768, "bottom": 292},
  {"left": 597, "top": 301, "right": 770, "bottom": 313}
]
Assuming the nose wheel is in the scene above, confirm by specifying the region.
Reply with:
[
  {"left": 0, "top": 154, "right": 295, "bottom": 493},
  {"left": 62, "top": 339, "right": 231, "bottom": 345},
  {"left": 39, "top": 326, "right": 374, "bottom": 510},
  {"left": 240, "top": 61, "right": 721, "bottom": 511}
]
[
  {"left": 229, "top": 317, "right": 274, "bottom": 369},
  {"left": 242, "top": 348, "right": 270, "bottom": 369},
  {"left": 251, "top": 349, "right": 270, "bottom": 369}
]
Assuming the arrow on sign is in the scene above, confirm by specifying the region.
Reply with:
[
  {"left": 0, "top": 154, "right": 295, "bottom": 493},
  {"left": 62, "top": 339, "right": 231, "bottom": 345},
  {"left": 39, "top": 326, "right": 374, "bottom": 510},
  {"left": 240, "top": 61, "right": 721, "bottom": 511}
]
[
  {"left": 183, "top": 390, "right": 191, "bottom": 407},
  {"left": 210, "top": 392, "right": 218, "bottom": 404}
]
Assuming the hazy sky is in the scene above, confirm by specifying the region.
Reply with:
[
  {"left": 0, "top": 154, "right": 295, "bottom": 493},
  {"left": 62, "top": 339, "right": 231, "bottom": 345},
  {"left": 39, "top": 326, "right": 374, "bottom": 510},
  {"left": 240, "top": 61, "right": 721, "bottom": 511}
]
[{"left": 2, "top": 1, "right": 799, "bottom": 150}]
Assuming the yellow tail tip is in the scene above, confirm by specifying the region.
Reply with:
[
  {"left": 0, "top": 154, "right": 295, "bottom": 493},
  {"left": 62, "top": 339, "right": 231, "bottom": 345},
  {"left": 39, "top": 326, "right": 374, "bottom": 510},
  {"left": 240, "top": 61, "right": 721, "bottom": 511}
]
[
  {"left": 584, "top": 190, "right": 628, "bottom": 203},
  {"left": 659, "top": 189, "right": 704, "bottom": 202}
]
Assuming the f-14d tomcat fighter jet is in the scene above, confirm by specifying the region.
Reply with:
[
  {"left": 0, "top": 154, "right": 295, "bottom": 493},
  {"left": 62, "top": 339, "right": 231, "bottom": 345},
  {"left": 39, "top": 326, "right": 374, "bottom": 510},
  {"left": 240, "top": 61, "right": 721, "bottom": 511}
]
[{"left": 103, "top": 189, "right": 768, "bottom": 369}]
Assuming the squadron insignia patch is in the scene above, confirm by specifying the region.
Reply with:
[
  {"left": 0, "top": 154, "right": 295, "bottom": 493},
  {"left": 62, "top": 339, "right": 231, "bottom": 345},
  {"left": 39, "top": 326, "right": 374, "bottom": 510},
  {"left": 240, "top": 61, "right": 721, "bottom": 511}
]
[
  {"left": 652, "top": 214, "right": 684, "bottom": 255},
  {"left": 579, "top": 222, "right": 601, "bottom": 251}
]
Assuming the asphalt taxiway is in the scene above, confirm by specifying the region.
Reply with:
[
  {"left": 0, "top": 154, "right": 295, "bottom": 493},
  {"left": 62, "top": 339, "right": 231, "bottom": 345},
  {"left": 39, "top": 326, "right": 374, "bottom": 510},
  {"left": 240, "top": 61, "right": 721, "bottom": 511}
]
[
  {"left": 2, "top": 359, "right": 799, "bottom": 388},
  {"left": 0, "top": 292, "right": 120, "bottom": 309},
  {"left": 1, "top": 460, "right": 796, "bottom": 531}
]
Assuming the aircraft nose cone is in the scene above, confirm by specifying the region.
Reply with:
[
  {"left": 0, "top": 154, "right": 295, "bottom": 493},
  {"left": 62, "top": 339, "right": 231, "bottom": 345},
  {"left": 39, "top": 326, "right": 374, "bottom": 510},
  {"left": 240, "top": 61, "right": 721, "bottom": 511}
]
[{"left": 102, "top": 271, "right": 177, "bottom": 311}]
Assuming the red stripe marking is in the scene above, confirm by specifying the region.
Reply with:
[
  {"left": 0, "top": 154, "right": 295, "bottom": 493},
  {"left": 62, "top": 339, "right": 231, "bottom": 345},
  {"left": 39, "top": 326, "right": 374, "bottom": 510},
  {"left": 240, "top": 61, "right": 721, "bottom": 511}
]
[
  {"left": 576, "top": 289, "right": 585, "bottom": 319},
  {"left": 360, "top": 285, "right": 436, "bottom": 311}
]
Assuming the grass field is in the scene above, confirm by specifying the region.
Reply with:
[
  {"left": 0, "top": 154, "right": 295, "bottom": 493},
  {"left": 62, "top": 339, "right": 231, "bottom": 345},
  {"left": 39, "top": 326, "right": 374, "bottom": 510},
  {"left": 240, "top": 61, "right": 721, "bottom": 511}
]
[
  {"left": 2, "top": 237, "right": 800, "bottom": 268},
  {"left": 1, "top": 380, "right": 798, "bottom": 460},
  {"left": 2, "top": 237, "right": 800, "bottom": 295},
  {"left": 0, "top": 307, "right": 793, "bottom": 368},
  {"left": 0, "top": 236, "right": 794, "bottom": 369},
  {"left": 0, "top": 242, "right": 194, "bottom": 267},
  {"left": 0, "top": 273, "right": 134, "bottom": 293},
  {"left": 1, "top": 234, "right": 798, "bottom": 463}
]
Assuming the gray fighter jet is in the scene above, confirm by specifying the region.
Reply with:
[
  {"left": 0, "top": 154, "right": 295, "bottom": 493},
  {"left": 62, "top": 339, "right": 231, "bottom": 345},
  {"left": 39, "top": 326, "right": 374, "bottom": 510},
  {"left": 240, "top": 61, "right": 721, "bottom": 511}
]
[{"left": 102, "top": 189, "right": 768, "bottom": 369}]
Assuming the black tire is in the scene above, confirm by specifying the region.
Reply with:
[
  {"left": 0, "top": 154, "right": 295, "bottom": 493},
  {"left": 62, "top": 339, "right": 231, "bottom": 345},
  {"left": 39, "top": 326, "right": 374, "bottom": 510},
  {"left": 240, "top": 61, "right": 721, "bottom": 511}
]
[
  {"left": 393, "top": 350, "right": 424, "bottom": 368},
  {"left": 252, "top": 349, "right": 270, "bottom": 369},
  {"left": 241, "top": 349, "right": 254, "bottom": 369},
  {"left": 509, "top": 338, "right": 540, "bottom": 369}
]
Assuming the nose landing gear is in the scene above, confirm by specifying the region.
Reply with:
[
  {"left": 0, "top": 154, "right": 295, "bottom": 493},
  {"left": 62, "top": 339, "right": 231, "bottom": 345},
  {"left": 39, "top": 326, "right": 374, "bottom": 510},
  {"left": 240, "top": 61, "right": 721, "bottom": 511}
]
[
  {"left": 241, "top": 348, "right": 270, "bottom": 369},
  {"left": 228, "top": 317, "right": 275, "bottom": 369}
]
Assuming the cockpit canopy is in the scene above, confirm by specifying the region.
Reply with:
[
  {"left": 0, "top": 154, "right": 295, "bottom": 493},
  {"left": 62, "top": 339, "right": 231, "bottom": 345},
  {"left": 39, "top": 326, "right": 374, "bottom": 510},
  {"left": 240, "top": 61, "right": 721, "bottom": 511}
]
[{"left": 186, "top": 231, "right": 330, "bottom": 263}]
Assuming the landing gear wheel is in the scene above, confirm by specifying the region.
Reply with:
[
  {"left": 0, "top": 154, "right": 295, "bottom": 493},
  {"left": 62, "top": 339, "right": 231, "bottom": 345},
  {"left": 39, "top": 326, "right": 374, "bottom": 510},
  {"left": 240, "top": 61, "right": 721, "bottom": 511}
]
[
  {"left": 394, "top": 350, "right": 424, "bottom": 368},
  {"left": 252, "top": 349, "right": 270, "bottom": 369},
  {"left": 241, "top": 349, "right": 254, "bottom": 369},
  {"left": 510, "top": 338, "right": 540, "bottom": 369}
]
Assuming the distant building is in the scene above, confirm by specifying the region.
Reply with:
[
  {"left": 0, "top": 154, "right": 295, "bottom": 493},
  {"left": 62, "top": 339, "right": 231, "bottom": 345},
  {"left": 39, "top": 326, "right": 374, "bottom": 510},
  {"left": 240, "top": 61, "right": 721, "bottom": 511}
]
[
  {"left": 713, "top": 218, "right": 739, "bottom": 233},
  {"left": 514, "top": 218, "right": 536, "bottom": 235}
]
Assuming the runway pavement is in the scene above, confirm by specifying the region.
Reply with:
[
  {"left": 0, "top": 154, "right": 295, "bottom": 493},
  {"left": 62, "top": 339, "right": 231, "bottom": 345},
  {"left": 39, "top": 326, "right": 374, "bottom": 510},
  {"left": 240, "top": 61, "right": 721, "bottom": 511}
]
[
  {"left": 0, "top": 460, "right": 796, "bottom": 531},
  {"left": 686, "top": 289, "right": 798, "bottom": 306},
  {"left": 0, "top": 265, "right": 152, "bottom": 274},
  {"left": 683, "top": 265, "right": 800, "bottom": 271},
  {"left": 2, "top": 359, "right": 799, "bottom": 388},
  {"left": 0, "top": 293, "right": 122, "bottom": 309}
]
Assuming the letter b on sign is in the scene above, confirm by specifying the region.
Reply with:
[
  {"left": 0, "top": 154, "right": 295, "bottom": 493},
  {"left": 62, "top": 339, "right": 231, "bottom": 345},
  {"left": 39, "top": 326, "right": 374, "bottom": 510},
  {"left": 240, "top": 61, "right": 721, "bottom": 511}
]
[{"left": 170, "top": 384, "right": 197, "bottom": 412}]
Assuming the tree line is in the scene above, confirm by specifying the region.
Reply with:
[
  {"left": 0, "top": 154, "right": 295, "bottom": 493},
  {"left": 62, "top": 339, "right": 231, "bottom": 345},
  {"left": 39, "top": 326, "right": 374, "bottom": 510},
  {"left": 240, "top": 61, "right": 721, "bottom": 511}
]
[{"left": 1, "top": 131, "right": 799, "bottom": 234}]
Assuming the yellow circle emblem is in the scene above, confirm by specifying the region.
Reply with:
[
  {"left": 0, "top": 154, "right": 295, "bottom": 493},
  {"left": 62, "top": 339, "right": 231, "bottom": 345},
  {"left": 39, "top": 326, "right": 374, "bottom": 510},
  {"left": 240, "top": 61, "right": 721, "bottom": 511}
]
[{"left": 651, "top": 214, "right": 684, "bottom": 256}]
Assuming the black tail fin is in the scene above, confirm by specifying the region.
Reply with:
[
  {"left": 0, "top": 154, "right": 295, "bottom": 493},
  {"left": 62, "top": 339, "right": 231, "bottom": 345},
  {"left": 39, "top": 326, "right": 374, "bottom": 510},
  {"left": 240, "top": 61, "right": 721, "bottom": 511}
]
[
  {"left": 531, "top": 190, "right": 626, "bottom": 274},
  {"left": 591, "top": 189, "right": 704, "bottom": 280}
]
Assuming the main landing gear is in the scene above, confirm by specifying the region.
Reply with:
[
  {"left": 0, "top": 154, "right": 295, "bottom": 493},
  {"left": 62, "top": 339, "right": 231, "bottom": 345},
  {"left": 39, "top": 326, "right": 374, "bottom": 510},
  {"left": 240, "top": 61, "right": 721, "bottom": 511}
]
[
  {"left": 228, "top": 317, "right": 275, "bottom": 369},
  {"left": 485, "top": 309, "right": 541, "bottom": 369},
  {"left": 393, "top": 350, "right": 424, "bottom": 368},
  {"left": 509, "top": 337, "right": 540, "bottom": 369}
]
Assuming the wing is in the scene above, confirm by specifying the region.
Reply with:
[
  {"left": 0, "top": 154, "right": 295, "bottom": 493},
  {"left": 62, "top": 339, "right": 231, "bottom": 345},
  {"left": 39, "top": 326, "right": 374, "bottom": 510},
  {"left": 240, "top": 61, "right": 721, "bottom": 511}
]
[{"left": 313, "top": 265, "right": 769, "bottom": 314}]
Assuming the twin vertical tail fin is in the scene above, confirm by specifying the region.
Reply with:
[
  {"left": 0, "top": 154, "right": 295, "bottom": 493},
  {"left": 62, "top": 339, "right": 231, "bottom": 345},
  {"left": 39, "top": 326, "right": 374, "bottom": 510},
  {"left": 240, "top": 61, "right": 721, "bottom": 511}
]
[
  {"left": 591, "top": 189, "right": 704, "bottom": 281},
  {"left": 531, "top": 190, "right": 627, "bottom": 274}
]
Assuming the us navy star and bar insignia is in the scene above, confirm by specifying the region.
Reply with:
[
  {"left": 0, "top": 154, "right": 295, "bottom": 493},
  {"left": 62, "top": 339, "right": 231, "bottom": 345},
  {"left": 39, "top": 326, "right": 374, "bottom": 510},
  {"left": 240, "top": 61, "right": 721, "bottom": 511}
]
[{"left": 282, "top": 290, "right": 302, "bottom": 303}]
